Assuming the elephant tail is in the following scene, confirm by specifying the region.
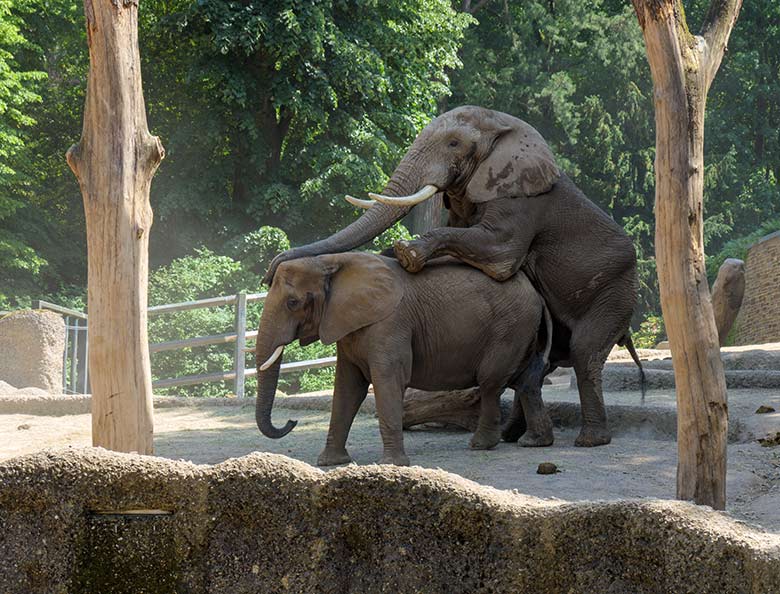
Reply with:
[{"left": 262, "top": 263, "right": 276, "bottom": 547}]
[
  {"left": 541, "top": 301, "right": 553, "bottom": 370},
  {"left": 618, "top": 334, "right": 646, "bottom": 404}
]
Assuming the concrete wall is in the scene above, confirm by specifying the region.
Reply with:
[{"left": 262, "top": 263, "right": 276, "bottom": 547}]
[
  {"left": 735, "top": 231, "right": 780, "bottom": 345},
  {"left": 0, "top": 448, "right": 778, "bottom": 593},
  {"left": 0, "top": 310, "right": 64, "bottom": 392}
]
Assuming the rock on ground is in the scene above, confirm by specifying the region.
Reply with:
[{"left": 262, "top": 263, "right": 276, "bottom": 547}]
[{"left": 0, "top": 310, "right": 64, "bottom": 393}]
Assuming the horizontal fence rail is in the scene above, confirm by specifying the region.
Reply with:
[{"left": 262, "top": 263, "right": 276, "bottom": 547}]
[
  {"left": 153, "top": 356, "right": 338, "bottom": 389},
  {"left": 34, "top": 292, "right": 335, "bottom": 397}
]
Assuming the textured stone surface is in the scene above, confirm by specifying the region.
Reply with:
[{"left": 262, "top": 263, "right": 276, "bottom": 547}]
[
  {"left": 0, "top": 311, "right": 64, "bottom": 393},
  {"left": 598, "top": 366, "right": 780, "bottom": 391},
  {"left": 735, "top": 231, "right": 780, "bottom": 345},
  {"left": 711, "top": 258, "right": 746, "bottom": 345},
  {"left": 0, "top": 448, "right": 778, "bottom": 593},
  {"left": 598, "top": 346, "right": 780, "bottom": 391}
]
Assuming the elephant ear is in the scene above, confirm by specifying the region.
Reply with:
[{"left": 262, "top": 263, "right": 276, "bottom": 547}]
[
  {"left": 467, "top": 116, "right": 560, "bottom": 203},
  {"left": 318, "top": 253, "right": 403, "bottom": 345}
]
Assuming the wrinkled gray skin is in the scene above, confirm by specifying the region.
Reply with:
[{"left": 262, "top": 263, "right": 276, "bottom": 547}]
[
  {"left": 255, "top": 253, "right": 552, "bottom": 466},
  {"left": 265, "top": 106, "right": 638, "bottom": 447}
]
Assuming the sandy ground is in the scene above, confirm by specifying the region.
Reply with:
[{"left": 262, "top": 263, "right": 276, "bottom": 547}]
[{"left": 3, "top": 383, "right": 779, "bottom": 534}]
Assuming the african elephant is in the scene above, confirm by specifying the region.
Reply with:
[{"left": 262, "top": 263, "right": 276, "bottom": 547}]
[
  {"left": 264, "top": 105, "right": 639, "bottom": 447},
  {"left": 254, "top": 252, "right": 552, "bottom": 466}
]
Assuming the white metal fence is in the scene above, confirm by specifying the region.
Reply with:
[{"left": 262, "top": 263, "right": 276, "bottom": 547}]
[{"left": 33, "top": 294, "right": 336, "bottom": 397}]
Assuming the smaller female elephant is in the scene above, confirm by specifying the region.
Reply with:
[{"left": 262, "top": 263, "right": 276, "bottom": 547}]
[{"left": 254, "top": 252, "right": 552, "bottom": 466}]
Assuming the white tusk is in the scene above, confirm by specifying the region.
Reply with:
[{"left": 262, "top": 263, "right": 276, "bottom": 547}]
[
  {"left": 259, "top": 345, "right": 284, "bottom": 371},
  {"left": 345, "top": 195, "right": 376, "bottom": 209},
  {"left": 368, "top": 184, "right": 438, "bottom": 206}
]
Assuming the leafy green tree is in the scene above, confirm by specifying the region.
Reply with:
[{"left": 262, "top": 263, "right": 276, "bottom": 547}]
[
  {"left": 142, "top": 0, "right": 470, "bottom": 260},
  {"left": 698, "top": 0, "right": 780, "bottom": 256},
  {"left": 0, "top": 0, "right": 47, "bottom": 307}
]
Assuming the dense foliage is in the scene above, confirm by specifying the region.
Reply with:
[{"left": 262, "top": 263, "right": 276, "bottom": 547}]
[{"left": 1, "top": 0, "right": 778, "bottom": 392}]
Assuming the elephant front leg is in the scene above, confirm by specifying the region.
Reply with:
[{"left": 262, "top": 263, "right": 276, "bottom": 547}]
[
  {"left": 394, "top": 200, "right": 533, "bottom": 281},
  {"left": 393, "top": 238, "right": 434, "bottom": 273},
  {"left": 317, "top": 358, "right": 369, "bottom": 467}
]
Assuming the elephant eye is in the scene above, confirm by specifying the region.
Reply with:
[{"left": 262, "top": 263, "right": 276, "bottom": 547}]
[
  {"left": 448, "top": 139, "right": 459, "bottom": 148},
  {"left": 286, "top": 298, "right": 300, "bottom": 310}
]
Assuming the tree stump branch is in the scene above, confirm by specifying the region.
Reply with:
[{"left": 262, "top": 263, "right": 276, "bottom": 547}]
[
  {"left": 632, "top": 0, "right": 742, "bottom": 510},
  {"left": 68, "top": 0, "right": 164, "bottom": 454}
]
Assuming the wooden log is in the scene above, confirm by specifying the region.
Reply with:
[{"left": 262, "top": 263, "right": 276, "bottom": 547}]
[
  {"left": 632, "top": 0, "right": 742, "bottom": 510},
  {"left": 403, "top": 388, "right": 481, "bottom": 431},
  {"left": 711, "top": 258, "right": 745, "bottom": 346},
  {"left": 67, "top": 0, "right": 164, "bottom": 454}
]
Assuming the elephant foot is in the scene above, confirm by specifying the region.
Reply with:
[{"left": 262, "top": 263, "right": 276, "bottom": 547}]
[
  {"left": 394, "top": 240, "right": 427, "bottom": 273},
  {"left": 501, "top": 419, "right": 527, "bottom": 443},
  {"left": 378, "top": 452, "right": 410, "bottom": 466},
  {"left": 469, "top": 427, "right": 501, "bottom": 450},
  {"left": 518, "top": 430, "right": 554, "bottom": 447},
  {"left": 574, "top": 425, "right": 612, "bottom": 447},
  {"left": 317, "top": 448, "right": 353, "bottom": 467},
  {"left": 519, "top": 416, "right": 554, "bottom": 447}
]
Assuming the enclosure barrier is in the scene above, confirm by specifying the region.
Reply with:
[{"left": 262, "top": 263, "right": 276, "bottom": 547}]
[
  {"left": 1, "top": 448, "right": 779, "bottom": 593},
  {"left": 32, "top": 300, "right": 89, "bottom": 394},
  {"left": 33, "top": 295, "right": 336, "bottom": 397}
]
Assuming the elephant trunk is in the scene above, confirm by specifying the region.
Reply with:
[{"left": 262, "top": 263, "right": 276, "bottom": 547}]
[
  {"left": 263, "top": 156, "right": 423, "bottom": 284},
  {"left": 255, "top": 342, "right": 297, "bottom": 439}
]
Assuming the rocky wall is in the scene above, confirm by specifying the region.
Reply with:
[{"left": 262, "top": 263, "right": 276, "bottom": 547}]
[
  {"left": 0, "top": 448, "right": 778, "bottom": 593},
  {"left": 0, "top": 310, "right": 65, "bottom": 393},
  {"left": 735, "top": 231, "right": 780, "bottom": 345}
]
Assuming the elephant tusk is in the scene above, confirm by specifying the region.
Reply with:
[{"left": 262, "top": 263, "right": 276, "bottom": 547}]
[
  {"left": 368, "top": 184, "right": 438, "bottom": 206},
  {"left": 259, "top": 345, "right": 284, "bottom": 371},
  {"left": 345, "top": 195, "right": 376, "bottom": 209}
]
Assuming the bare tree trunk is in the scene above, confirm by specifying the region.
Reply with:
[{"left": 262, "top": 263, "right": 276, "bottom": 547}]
[
  {"left": 67, "top": 0, "right": 164, "bottom": 454},
  {"left": 632, "top": 0, "right": 742, "bottom": 510}
]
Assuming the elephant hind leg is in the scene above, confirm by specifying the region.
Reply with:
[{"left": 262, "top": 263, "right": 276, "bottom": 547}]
[
  {"left": 569, "top": 295, "right": 633, "bottom": 447},
  {"left": 501, "top": 389, "right": 527, "bottom": 443},
  {"left": 572, "top": 355, "right": 611, "bottom": 447},
  {"left": 508, "top": 354, "right": 553, "bottom": 447},
  {"left": 469, "top": 382, "right": 503, "bottom": 450}
]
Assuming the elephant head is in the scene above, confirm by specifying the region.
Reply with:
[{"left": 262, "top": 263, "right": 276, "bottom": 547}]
[
  {"left": 264, "top": 106, "right": 559, "bottom": 283},
  {"left": 255, "top": 253, "right": 402, "bottom": 438}
]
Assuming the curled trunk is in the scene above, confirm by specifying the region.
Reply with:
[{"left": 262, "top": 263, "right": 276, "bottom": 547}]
[{"left": 255, "top": 353, "right": 297, "bottom": 438}]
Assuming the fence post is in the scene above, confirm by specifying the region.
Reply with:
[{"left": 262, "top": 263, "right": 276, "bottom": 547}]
[
  {"left": 70, "top": 319, "right": 80, "bottom": 394},
  {"left": 234, "top": 293, "right": 247, "bottom": 398}
]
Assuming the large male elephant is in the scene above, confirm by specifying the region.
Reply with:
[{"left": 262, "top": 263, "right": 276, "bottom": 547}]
[{"left": 265, "top": 106, "right": 639, "bottom": 447}]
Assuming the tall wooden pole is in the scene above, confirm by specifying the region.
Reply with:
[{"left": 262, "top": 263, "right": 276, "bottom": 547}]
[
  {"left": 67, "top": 0, "right": 164, "bottom": 454},
  {"left": 631, "top": 0, "right": 741, "bottom": 509}
]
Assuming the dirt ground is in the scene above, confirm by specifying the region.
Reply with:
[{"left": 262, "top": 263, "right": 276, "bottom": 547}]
[{"left": 3, "top": 383, "right": 779, "bottom": 534}]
